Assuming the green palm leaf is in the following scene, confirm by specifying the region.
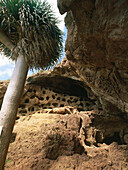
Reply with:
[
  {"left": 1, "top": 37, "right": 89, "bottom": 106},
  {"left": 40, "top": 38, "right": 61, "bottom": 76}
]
[{"left": 0, "top": 0, "right": 63, "bottom": 70}]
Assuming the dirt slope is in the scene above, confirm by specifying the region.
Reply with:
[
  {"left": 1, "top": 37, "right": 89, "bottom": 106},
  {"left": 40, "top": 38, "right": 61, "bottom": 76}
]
[{"left": 5, "top": 108, "right": 128, "bottom": 170}]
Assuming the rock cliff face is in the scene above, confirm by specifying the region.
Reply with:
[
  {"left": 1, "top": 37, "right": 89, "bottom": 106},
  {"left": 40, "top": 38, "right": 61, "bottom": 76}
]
[{"left": 58, "top": 0, "right": 128, "bottom": 117}]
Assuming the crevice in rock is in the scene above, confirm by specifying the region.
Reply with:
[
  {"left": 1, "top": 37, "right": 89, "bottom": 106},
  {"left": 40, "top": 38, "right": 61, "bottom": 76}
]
[
  {"left": 73, "top": 138, "right": 84, "bottom": 155},
  {"left": 78, "top": 117, "right": 83, "bottom": 133}
]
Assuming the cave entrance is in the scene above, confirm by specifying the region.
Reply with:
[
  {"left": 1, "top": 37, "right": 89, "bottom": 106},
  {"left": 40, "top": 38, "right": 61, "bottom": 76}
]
[{"left": 103, "top": 132, "right": 122, "bottom": 145}]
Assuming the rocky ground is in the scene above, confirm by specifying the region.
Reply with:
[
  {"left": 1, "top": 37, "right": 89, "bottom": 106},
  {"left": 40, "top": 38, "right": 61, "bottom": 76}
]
[{"left": 5, "top": 107, "right": 128, "bottom": 170}]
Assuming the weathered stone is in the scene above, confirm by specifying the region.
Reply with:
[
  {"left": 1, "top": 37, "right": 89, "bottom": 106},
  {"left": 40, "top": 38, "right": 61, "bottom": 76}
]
[
  {"left": 5, "top": 110, "right": 128, "bottom": 169},
  {"left": 58, "top": 0, "right": 128, "bottom": 116},
  {"left": 0, "top": 64, "right": 95, "bottom": 116},
  {"left": 57, "top": 0, "right": 75, "bottom": 14}
]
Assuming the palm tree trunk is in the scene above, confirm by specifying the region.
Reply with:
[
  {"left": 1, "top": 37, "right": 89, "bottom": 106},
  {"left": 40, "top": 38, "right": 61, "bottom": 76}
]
[{"left": 0, "top": 55, "right": 28, "bottom": 170}]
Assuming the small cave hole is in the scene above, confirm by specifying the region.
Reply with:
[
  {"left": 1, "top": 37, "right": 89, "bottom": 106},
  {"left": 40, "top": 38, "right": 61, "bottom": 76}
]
[
  {"left": 103, "top": 132, "right": 122, "bottom": 145},
  {"left": 57, "top": 97, "right": 60, "bottom": 100},
  {"left": 30, "top": 96, "right": 35, "bottom": 99},
  {"left": 78, "top": 108, "right": 84, "bottom": 112},
  {"left": 31, "top": 107, "right": 34, "bottom": 111},
  {"left": 39, "top": 97, "right": 44, "bottom": 100},
  {"left": 16, "top": 116, "right": 20, "bottom": 120},
  {"left": 52, "top": 103, "right": 58, "bottom": 107},
  {"left": 67, "top": 100, "right": 72, "bottom": 104},
  {"left": 70, "top": 97, "right": 73, "bottom": 100},
  {"left": 74, "top": 99, "right": 78, "bottom": 103},
  {"left": 46, "top": 96, "right": 49, "bottom": 100},
  {"left": 25, "top": 99, "right": 29, "bottom": 103},
  {"left": 60, "top": 104, "right": 64, "bottom": 107},
  {"left": 84, "top": 140, "right": 91, "bottom": 146},
  {"left": 19, "top": 109, "right": 27, "bottom": 113},
  {"left": 62, "top": 98, "right": 66, "bottom": 102},
  {"left": 28, "top": 89, "right": 32, "bottom": 92},
  {"left": 95, "top": 131, "right": 103, "bottom": 143},
  {"left": 52, "top": 95, "right": 55, "bottom": 99},
  {"left": 46, "top": 103, "right": 51, "bottom": 106},
  {"left": 33, "top": 89, "right": 36, "bottom": 93},
  {"left": 19, "top": 104, "right": 25, "bottom": 109},
  {"left": 43, "top": 91, "right": 46, "bottom": 94}
]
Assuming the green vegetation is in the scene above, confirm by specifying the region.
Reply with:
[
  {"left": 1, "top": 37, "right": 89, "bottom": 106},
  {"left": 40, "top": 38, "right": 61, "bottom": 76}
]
[
  {"left": 5, "top": 159, "right": 12, "bottom": 165},
  {"left": 0, "top": 0, "right": 63, "bottom": 70}
]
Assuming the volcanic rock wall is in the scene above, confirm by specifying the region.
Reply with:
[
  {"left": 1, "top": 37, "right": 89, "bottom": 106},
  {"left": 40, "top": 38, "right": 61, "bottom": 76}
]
[
  {"left": 57, "top": 0, "right": 128, "bottom": 118},
  {"left": 0, "top": 67, "right": 95, "bottom": 116},
  {"left": 18, "top": 85, "right": 93, "bottom": 115}
]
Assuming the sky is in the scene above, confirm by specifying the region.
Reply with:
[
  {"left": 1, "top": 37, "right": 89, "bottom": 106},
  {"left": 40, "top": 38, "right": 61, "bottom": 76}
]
[{"left": 0, "top": 0, "right": 66, "bottom": 81}]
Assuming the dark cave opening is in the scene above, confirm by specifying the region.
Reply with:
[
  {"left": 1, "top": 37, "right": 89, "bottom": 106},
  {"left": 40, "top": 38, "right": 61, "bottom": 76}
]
[{"left": 103, "top": 132, "right": 122, "bottom": 145}]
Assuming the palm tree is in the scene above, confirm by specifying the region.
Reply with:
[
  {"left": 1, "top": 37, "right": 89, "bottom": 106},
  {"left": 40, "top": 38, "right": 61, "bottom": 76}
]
[{"left": 0, "top": 0, "right": 63, "bottom": 169}]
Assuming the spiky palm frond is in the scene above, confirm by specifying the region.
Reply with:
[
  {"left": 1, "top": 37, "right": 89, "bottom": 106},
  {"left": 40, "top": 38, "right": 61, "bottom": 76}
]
[{"left": 0, "top": 0, "right": 63, "bottom": 69}]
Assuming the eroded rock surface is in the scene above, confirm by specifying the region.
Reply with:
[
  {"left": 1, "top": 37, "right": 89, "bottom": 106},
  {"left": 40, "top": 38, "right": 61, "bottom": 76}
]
[
  {"left": 57, "top": 0, "right": 128, "bottom": 116},
  {"left": 19, "top": 84, "right": 94, "bottom": 115},
  {"left": 0, "top": 61, "right": 96, "bottom": 116},
  {"left": 5, "top": 109, "right": 128, "bottom": 170}
]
